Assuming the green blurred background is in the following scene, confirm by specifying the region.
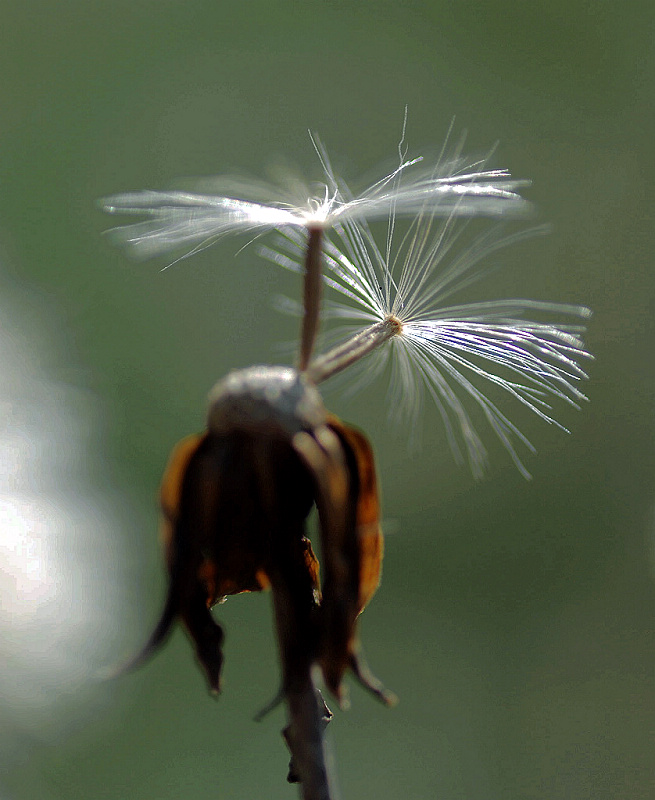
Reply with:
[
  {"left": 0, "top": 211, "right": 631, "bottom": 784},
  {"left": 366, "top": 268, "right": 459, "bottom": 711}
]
[{"left": 1, "top": 2, "right": 654, "bottom": 799}]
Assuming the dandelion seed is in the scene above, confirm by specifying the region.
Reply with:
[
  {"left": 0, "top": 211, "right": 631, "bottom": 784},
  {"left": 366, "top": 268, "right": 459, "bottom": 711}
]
[
  {"left": 100, "top": 132, "right": 530, "bottom": 262},
  {"left": 268, "top": 215, "right": 592, "bottom": 479}
]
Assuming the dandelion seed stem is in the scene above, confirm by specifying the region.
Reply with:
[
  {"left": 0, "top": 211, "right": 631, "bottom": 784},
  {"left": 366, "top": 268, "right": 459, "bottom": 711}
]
[
  {"left": 307, "top": 316, "right": 402, "bottom": 384},
  {"left": 299, "top": 226, "right": 324, "bottom": 372}
]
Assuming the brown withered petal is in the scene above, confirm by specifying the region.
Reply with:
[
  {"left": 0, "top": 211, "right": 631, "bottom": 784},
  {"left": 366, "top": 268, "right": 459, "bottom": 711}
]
[
  {"left": 326, "top": 418, "right": 395, "bottom": 706},
  {"left": 293, "top": 418, "right": 394, "bottom": 706},
  {"left": 147, "top": 425, "right": 319, "bottom": 694},
  {"left": 326, "top": 416, "right": 384, "bottom": 615}
]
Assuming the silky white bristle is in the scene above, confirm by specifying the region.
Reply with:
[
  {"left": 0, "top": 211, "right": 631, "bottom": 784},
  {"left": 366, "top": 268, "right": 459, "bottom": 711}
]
[
  {"left": 101, "top": 133, "right": 530, "bottom": 262},
  {"left": 268, "top": 213, "right": 592, "bottom": 478}
]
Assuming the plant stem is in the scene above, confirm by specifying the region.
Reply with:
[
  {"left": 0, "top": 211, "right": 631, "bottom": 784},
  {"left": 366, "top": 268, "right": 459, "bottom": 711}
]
[
  {"left": 299, "top": 226, "right": 324, "bottom": 372},
  {"left": 306, "top": 316, "right": 402, "bottom": 384},
  {"left": 270, "top": 573, "right": 333, "bottom": 800}
]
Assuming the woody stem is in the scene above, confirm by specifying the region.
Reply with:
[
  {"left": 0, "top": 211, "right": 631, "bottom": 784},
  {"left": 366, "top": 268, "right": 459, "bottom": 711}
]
[
  {"left": 305, "top": 316, "right": 402, "bottom": 384},
  {"left": 298, "top": 226, "right": 324, "bottom": 372},
  {"left": 270, "top": 577, "right": 333, "bottom": 800}
]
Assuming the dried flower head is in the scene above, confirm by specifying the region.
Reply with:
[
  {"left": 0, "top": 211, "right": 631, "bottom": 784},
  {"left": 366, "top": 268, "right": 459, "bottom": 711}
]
[
  {"left": 117, "top": 364, "right": 391, "bottom": 798},
  {"left": 128, "top": 366, "right": 387, "bottom": 698}
]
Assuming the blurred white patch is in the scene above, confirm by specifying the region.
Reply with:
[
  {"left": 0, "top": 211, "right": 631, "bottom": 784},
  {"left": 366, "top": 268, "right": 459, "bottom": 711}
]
[{"left": 0, "top": 292, "right": 134, "bottom": 761}]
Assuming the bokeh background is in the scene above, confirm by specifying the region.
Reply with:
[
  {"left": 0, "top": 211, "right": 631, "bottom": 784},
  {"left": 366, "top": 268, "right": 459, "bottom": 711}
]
[{"left": 1, "top": 2, "right": 654, "bottom": 799}]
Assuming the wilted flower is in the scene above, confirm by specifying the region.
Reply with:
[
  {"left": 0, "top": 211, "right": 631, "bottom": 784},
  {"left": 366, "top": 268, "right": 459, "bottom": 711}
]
[
  {"left": 119, "top": 365, "right": 391, "bottom": 796},
  {"left": 103, "top": 125, "right": 591, "bottom": 799},
  {"left": 128, "top": 366, "right": 387, "bottom": 700}
]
